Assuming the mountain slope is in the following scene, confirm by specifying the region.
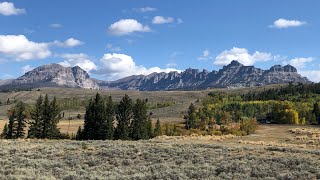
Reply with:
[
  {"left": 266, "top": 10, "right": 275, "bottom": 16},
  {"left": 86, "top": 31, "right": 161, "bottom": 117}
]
[
  {"left": 2, "top": 64, "right": 99, "bottom": 90},
  {"left": 99, "top": 60, "right": 310, "bottom": 90}
]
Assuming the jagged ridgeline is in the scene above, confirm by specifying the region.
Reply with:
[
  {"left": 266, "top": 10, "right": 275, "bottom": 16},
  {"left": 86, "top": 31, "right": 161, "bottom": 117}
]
[
  {"left": 99, "top": 60, "right": 310, "bottom": 90},
  {"left": 0, "top": 61, "right": 310, "bottom": 91}
]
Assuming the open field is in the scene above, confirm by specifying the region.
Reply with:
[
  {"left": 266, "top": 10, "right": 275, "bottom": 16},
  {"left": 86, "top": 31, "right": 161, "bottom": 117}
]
[{"left": 1, "top": 125, "right": 320, "bottom": 179}]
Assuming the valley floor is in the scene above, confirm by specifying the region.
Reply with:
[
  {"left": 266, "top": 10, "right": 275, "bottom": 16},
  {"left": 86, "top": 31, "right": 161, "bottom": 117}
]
[{"left": 1, "top": 125, "right": 320, "bottom": 179}]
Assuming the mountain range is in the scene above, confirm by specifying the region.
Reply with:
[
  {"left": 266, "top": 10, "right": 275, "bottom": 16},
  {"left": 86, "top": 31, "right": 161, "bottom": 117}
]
[{"left": 0, "top": 60, "right": 310, "bottom": 91}]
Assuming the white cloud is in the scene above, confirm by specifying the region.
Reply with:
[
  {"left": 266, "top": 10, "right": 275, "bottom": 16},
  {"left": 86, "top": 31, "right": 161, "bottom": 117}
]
[
  {"left": 284, "top": 57, "right": 313, "bottom": 69},
  {"left": 0, "top": 35, "right": 51, "bottom": 61},
  {"left": 22, "top": 65, "right": 34, "bottom": 73},
  {"left": 94, "top": 53, "right": 181, "bottom": 80},
  {"left": 59, "top": 53, "right": 97, "bottom": 72},
  {"left": 0, "top": 2, "right": 25, "bottom": 16},
  {"left": 50, "top": 24, "right": 63, "bottom": 28},
  {"left": 108, "top": 19, "right": 151, "bottom": 36},
  {"left": 135, "top": 7, "right": 157, "bottom": 13},
  {"left": 198, "top": 49, "right": 211, "bottom": 61},
  {"left": 52, "top": 38, "right": 83, "bottom": 47},
  {"left": 270, "top": 18, "right": 306, "bottom": 29},
  {"left": 299, "top": 70, "right": 320, "bottom": 83},
  {"left": 152, "top": 16, "right": 175, "bottom": 24},
  {"left": 214, "top": 47, "right": 273, "bottom": 66},
  {"left": 106, "top": 43, "right": 122, "bottom": 52}
]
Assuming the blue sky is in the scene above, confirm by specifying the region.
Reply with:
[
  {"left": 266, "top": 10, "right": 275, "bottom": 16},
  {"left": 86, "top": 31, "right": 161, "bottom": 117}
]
[{"left": 0, "top": 0, "right": 320, "bottom": 81}]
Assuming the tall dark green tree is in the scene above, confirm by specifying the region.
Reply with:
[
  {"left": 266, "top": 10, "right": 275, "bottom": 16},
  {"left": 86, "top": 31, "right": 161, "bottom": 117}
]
[
  {"left": 130, "top": 99, "right": 149, "bottom": 140},
  {"left": 146, "top": 115, "right": 153, "bottom": 138},
  {"left": 312, "top": 102, "right": 320, "bottom": 123},
  {"left": 14, "top": 102, "right": 27, "bottom": 138},
  {"left": 154, "top": 118, "right": 162, "bottom": 137},
  {"left": 105, "top": 96, "right": 115, "bottom": 139},
  {"left": 28, "top": 95, "right": 43, "bottom": 138},
  {"left": 82, "top": 93, "right": 114, "bottom": 140},
  {"left": 115, "top": 94, "right": 133, "bottom": 140},
  {"left": 6, "top": 107, "right": 15, "bottom": 139},
  {"left": 185, "top": 103, "right": 197, "bottom": 129},
  {"left": 41, "top": 95, "right": 61, "bottom": 139}
]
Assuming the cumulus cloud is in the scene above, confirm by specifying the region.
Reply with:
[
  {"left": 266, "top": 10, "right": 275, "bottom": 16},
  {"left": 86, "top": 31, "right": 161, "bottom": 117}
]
[
  {"left": 50, "top": 24, "right": 63, "bottom": 28},
  {"left": 0, "top": 2, "right": 25, "bottom": 16},
  {"left": 198, "top": 49, "right": 211, "bottom": 61},
  {"left": 108, "top": 19, "right": 151, "bottom": 36},
  {"left": 214, "top": 47, "right": 273, "bottom": 66},
  {"left": 284, "top": 57, "right": 313, "bottom": 69},
  {"left": 0, "top": 35, "right": 51, "bottom": 61},
  {"left": 135, "top": 7, "right": 157, "bottom": 13},
  {"left": 270, "top": 18, "right": 306, "bottom": 29},
  {"left": 52, "top": 38, "right": 83, "bottom": 47},
  {"left": 300, "top": 70, "right": 320, "bottom": 83},
  {"left": 58, "top": 53, "right": 97, "bottom": 72},
  {"left": 152, "top": 16, "right": 175, "bottom": 24},
  {"left": 94, "top": 53, "right": 181, "bottom": 80},
  {"left": 21, "top": 65, "right": 34, "bottom": 73}
]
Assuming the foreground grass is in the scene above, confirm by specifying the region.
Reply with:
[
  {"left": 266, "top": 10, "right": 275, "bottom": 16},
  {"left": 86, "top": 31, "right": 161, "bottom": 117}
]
[{"left": 1, "top": 138, "right": 320, "bottom": 179}]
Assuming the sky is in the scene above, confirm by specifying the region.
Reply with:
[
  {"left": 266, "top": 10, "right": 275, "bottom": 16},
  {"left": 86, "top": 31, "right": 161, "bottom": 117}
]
[{"left": 0, "top": 0, "right": 320, "bottom": 82}]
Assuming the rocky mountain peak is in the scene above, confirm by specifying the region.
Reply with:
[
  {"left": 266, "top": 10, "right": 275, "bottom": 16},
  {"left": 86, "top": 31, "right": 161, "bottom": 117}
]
[{"left": 10, "top": 64, "right": 99, "bottom": 89}]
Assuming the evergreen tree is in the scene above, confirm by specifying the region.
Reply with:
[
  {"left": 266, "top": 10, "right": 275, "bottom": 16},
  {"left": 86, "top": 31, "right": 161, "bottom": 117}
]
[
  {"left": 185, "top": 103, "right": 197, "bottom": 129},
  {"left": 146, "top": 115, "right": 153, "bottom": 138},
  {"left": 105, "top": 96, "right": 114, "bottom": 139},
  {"left": 83, "top": 98, "right": 95, "bottom": 139},
  {"left": 130, "top": 99, "right": 148, "bottom": 140},
  {"left": 6, "top": 107, "right": 15, "bottom": 139},
  {"left": 48, "top": 96, "right": 61, "bottom": 138},
  {"left": 14, "top": 102, "right": 27, "bottom": 138},
  {"left": 75, "top": 126, "right": 83, "bottom": 140},
  {"left": 93, "top": 93, "right": 107, "bottom": 140},
  {"left": 41, "top": 95, "right": 61, "bottom": 139},
  {"left": 41, "top": 94, "right": 51, "bottom": 138},
  {"left": 6, "top": 98, "right": 10, "bottom": 105},
  {"left": 1, "top": 123, "right": 8, "bottom": 138},
  {"left": 115, "top": 94, "right": 133, "bottom": 140},
  {"left": 154, "top": 118, "right": 162, "bottom": 137},
  {"left": 28, "top": 95, "right": 43, "bottom": 138},
  {"left": 312, "top": 102, "right": 320, "bottom": 123}
]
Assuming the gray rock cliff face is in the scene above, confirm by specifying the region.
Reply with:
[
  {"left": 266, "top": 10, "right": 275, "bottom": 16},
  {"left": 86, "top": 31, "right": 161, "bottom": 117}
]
[
  {"left": 100, "top": 60, "right": 310, "bottom": 90},
  {"left": 11, "top": 64, "right": 99, "bottom": 89}
]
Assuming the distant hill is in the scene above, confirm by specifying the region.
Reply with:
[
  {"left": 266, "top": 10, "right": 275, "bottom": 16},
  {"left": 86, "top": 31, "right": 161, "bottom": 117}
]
[
  {"left": 0, "top": 64, "right": 99, "bottom": 90},
  {"left": 98, "top": 60, "right": 310, "bottom": 90}
]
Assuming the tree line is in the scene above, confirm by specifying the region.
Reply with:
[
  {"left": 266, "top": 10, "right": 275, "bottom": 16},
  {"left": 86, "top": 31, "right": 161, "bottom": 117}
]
[
  {"left": 1, "top": 95, "right": 60, "bottom": 139},
  {"left": 1, "top": 93, "right": 163, "bottom": 140},
  {"left": 76, "top": 93, "right": 161, "bottom": 140}
]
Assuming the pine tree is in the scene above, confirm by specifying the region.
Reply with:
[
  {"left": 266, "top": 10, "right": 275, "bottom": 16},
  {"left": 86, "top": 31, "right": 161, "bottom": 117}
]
[
  {"left": 28, "top": 95, "right": 43, "bottom": 138},
  {"left": 115, "top": 94, "right": 133, "bottom": 140},
  {"left": 48, "top": 96, "right": 61, "bottom": 138},
  {"left": 185, "top": 103, "right": 197, "bottom": 129},
  {"left": 105, "top": 96, "right": 114, "bottom": 139},
  {"left": 146, "top": 115, "right": 153, "bottom": 138},
  {"left": 83, "top": 98, "right": 95, "bottom": 139},
  {"left": 130, "top": 99, "right": 148, "bottom": 140},
  {"left": 154, "top": 118, "right": 162, "bottom": 137},
  {"left": 76, "top": 126, "right": 83, "bottom": 140},
  {"left": 1, "top": 123, "right": 8, "bottom": 138},
  {"left": 14, "top": 102, "right": 27, "bottom": 138},
  {"left": 93, "top": 93, "right": 107, "bottom": 140},
  {"left": 41, "top": 95, "right": 61, "bottom": 139},
  {"left": 6, "top": 107, "right": 15, "bottom": 139},
  {"left": 6, "top": 98, "right": 10, "bottom": 105},
  {"left": 312, "top": 102, "right": 320, "bottom": 123}
]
